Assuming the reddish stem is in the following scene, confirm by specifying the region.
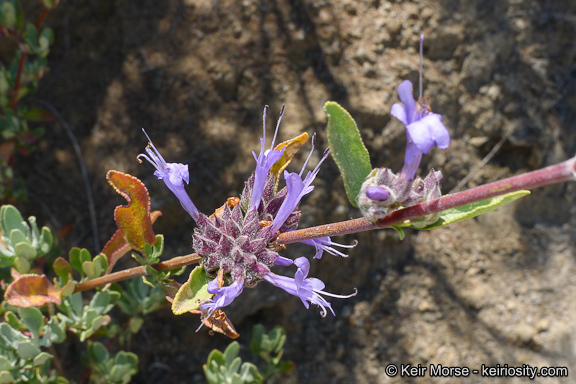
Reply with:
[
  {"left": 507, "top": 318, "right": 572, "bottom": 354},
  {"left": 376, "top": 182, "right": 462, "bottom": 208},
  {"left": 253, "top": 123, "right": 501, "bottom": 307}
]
[
  {"left": 70, "top": 157, "right": 576, "bottom": 291},
  {"left": 277, "top": 156, "right": 576, "bottom": 244},
  {"left": 36, "top": 8, "right": 49, "bottom": 29},
  {"left": 10, "top": 7, "right": 50, "bottom": 110},
  {"left": 10, "top": 51, "right": 27, "bottom": 110}
]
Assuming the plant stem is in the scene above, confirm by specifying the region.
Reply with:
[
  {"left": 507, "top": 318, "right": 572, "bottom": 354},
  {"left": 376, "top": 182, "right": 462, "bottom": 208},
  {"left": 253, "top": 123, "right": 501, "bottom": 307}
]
[
  {"left": 277, "top": 156, "right": 576, "bottom": 244},
  {"left": 72, "top": 156, "right": 576, "bottom": 291},
  {"left": 73, "top": 253, "right": 201, "bottom": 293}
]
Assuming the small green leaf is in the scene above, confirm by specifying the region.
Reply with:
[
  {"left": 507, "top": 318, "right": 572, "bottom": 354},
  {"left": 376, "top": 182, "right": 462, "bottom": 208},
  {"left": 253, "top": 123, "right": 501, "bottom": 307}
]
[
  {"left": 1, "top": 205, "right": 28, "bottom": 237},
  {"left": 0, "top": 371, "right": 15, "bottom": 383},
  {"left": 17, "top": 340, "right": 41, "bottom": 359},
  {"left": 33, "top": 352, "right": 52, "bottom": 367},
  {"left": 324, "top": 101, "right": 372, "bottom": 207},
  {"left": 0, "top": 2, "right": 17, "bottom": 29},
  {"left": 171, "top": 266, "right": 214, "bottom": 315},
  {"left": 409, "top": 190, "right": 531, "bottom": 230},
  {"left": 87, "top": 341, "right": 109, "bottom": 365},
  {"left": 53, "top": 257, "right": 73, "bottom": 283},
  {"left": 223, "top": 342, "right": 240, "bottom": 367},
  {"left": 18, "top": 307, "right": 44, "bottom": 339}
]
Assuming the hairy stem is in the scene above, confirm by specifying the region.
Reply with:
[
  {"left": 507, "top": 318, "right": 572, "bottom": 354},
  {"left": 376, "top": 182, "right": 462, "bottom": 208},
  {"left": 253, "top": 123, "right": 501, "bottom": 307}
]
[
  {"left": 73, "top": 253, "right": 201, "bottom": 293},
  {"left": 73, "top": 156, "right": 576, "bottom": 291},
  {"left": 277, "top": 156, "right": 576, "bottom": 244}
]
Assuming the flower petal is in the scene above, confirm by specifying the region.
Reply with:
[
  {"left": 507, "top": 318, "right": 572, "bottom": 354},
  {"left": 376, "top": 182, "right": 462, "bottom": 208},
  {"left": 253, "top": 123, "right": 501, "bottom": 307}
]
[
  {"left": 406, "top": 120, "right": 436, "bottom": 154},
  {"left": 391, "top": 103, "right": 408, "bottom": 126},
  {"left": 397, "top": 80, "right": 416, "bottom": 124},
  {"left": 423, "top": 113, "right": 450, "bottom": 149}
]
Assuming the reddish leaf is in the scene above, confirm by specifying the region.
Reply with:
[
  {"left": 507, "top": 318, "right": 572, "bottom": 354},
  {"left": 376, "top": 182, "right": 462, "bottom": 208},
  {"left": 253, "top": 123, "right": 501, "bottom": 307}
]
[
  {"left": 203, "top": 309, "right": 239, "bottom": 339},
  {"left": 106, "top": 171, "right": 156, "bottom": 252},
  {"left": 0, "top": 140, "right": 15, "bottom": 164},
  {"left": 102, "top": 210, "right": 162, "bottom": 274},
  {"left": 5, "top": 274, "right": 62, "bottom": 307}
]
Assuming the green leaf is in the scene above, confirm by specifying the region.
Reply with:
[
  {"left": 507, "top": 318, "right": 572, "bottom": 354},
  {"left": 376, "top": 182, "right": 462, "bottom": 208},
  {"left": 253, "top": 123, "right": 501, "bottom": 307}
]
[
  {"left": 409, "top": 190, "right": 531, "bottom": 230},
  {"left": 17, "top": 340, "right": 41, "bottom": 359},
  {"left": 0, "top": 371, "right": 15, "bottom": 383},
  {"left": 14, "top": 242, "right": 36, "bottom": 259},
  {"left": 223, "top": 342, "right": 240, "bottom": 367},
  {"left": 324, "top": 101, "right": 372, "bottom": 207},
  {"left": 1, "top": 205, "right": 28, "bottom": 235},
  {"left": 18, "top": 307, "right": 44, "bottom": 339},
  {"left": 33, "top": 351, "right": 52, "bottom": 367},
  {"left": 0, "top": 2, "right": 17, "bottom": 29},
  {"left": 171, "top": 266, "right": 214, "bottom": 315},
  {"left": 88, "top": 341, "right": 109, "bottom": 365}
]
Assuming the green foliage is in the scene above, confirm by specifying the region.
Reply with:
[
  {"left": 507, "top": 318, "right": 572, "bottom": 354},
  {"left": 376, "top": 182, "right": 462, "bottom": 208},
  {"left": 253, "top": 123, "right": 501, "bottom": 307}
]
[
  {"left": 68, "top": 248, "right": 108, "bottom": 281},
  {"left": 87, "top": 341, "right": 139, "bottom": 384},
  {"left": 0, "top": 0, "right": 56, "bottom": 201},
  {"left": 0, "top": 205, "right": 53, "bottom": 273},
  {"left": 324, "top": 101, "right": 372, "bottom": 207},
  {"left": 115, "top": 277, "right": 166, "bottom": 316},
  {"left": 0, "top": 307, "right": 68, "bottom": 383},
  {"left": 403, "top": 190, "right": 530, "bottom": 230},
  {"left": 204, "top": 342, "right": 262, "bottom": 384},
  {"left": 56, "top": 291, "right": 120, "bottom": 342},
  {"left": 204, "top": 325, "right": 294, "bottom": 384},
  {"left": 172, "top": 265, "right": 214, "bottom": 315}
]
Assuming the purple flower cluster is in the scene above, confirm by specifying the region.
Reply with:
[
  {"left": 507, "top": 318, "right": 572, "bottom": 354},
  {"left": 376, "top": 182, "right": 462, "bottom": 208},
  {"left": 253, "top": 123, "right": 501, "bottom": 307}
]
[
  {"left": 140, "top": 106, "right": 356, "bottom": 326},
  {"left": 358, "top": 35, "right": 450, "bottom": 223}
]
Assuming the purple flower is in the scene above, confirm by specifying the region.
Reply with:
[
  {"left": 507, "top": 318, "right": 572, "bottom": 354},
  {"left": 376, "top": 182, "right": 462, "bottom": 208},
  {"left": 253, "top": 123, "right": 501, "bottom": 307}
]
[
  {"left": 199, "top": 276, "right": 244, "bottom": 324},
  {"left": 302, "top": 236, "right": 357, "bottom": 259},
  {"left": 270, "top": 146, "right": 330, "bottom": 234},
  {"left": 138, "top": 129, "right": 199, "bottom": 221},
  {"left": 391, "top": 80, "right": 450, "bottom": 180},
  {"left": 250, "top": 106, "right": 285, "bottom": 211},
  {"left": 264, "top": 257, "right": 356, "bottom": 317}
]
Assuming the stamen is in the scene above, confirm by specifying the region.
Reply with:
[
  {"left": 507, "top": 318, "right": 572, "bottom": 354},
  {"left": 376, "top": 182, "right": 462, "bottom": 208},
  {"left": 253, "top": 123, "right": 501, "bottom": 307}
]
[
  {"left": 419, "top": 33, "right": 424, "bottom": 100},
  {"left": 270, "top": 104, "right": 285, "bottom": 149},
  {"left": 300, "top": 133, "right": 317, "bottom": 177},
  {"left": 261, "top": 105, "right": 268, "bottom": 154}
]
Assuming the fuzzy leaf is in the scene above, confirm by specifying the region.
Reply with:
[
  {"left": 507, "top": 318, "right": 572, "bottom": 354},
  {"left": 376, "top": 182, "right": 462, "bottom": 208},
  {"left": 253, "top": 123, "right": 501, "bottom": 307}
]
[
  {"left": 5, "top": 274, "right": 62, "bottom": 307},
  {"left": 53, "top": 257, "right": 72, "bottom": 282},
  {"left": 17, "top": 340, "right": 41, "bottom": 359},
  {"left": 409, "top": 190, "right": 531, "bottom": 230},
  {"left": 171, "top": 266, "right": 213, "bottom": 315},
  {"left": 1, "top": 205, "right": 28, "bottom": 237},
  {"left": 270, "top": 132, "right": 309, "bottom": 182},
  {"left": 324, "top": 101, "right": 372, "bottom": 207},
  {"left": 102, "top": 211, "right": 162, "bottom": 274},
  {"left": 107, "top": 171, "right": 156, "bottom": 252}
]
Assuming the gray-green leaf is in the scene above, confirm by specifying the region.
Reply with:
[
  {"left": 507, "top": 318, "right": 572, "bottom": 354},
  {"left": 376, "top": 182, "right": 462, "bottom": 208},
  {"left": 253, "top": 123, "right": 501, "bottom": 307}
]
[{"left": 324, "top": 101, "right": 372, "bottom": 207}]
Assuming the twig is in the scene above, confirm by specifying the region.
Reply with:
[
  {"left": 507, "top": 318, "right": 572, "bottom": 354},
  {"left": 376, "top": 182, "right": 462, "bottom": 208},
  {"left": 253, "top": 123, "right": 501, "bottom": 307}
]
[
  {"left": 71, "top": 156, "right": 576, "bottom": 291},
  {"left": 73, "top": 253, "right": 201, "bottom": 293}
]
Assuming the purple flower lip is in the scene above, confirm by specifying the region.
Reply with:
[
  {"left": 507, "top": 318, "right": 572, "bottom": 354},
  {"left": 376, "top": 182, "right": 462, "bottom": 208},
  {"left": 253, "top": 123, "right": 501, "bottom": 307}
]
[
  {"left": 366, "top": 186, "right": 390, "bottom": 202},
  {"left": 264, "top": 257, "right": 357, "bottom": 317},
  {"left": 138, "top": 129, "right": 200, "bottom": 220},
  {"left": 391, "top": 80, "right": 450, "bottom": 180}
]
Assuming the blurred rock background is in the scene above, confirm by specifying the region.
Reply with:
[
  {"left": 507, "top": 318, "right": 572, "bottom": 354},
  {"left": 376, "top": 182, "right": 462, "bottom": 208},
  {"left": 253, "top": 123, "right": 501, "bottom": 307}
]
[{"left": 8, "top": 0, "right": 576, "bottom": 382}]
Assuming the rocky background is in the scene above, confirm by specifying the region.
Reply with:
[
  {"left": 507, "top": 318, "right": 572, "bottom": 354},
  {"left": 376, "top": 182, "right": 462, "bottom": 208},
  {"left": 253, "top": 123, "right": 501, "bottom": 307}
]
[{"left": 9, "top": 0, "right": 576, "bottom": 382}]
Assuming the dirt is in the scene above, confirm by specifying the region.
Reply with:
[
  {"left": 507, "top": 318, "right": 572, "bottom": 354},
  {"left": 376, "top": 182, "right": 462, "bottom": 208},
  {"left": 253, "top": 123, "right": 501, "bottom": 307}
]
[{"left": 7, "top": 0, "right": 576, "bottom": 383}]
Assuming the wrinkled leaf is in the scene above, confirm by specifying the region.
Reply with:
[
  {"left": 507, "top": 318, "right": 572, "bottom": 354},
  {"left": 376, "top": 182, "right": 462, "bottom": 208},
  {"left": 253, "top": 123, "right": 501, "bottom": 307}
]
[
  {"left": 172, "top": 266, "right": 213, "bottom": 315},
  {"left": 324, "top": 101, "right": 372, "bottom": 207},
  {"left": 102, "top": 211, "right": 162, "bottom": 274},
  {"left": 107, "top": 171, "right": 156, "bottom": 252},
  {"left": 408, "top": 190, "right": 531, "bottom": 230},
  {"left": 270, "top": 132, "right": 309, "bottom": 186},
  {"left": 5, "top": 274, "right": 62, "bottom": 307}
]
